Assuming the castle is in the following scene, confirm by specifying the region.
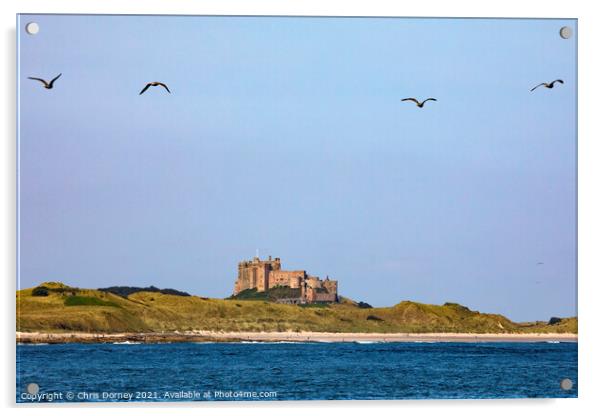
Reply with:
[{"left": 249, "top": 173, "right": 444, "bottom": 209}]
[{"left": 233, "top": 256, "right": 338, "bottom": 304}]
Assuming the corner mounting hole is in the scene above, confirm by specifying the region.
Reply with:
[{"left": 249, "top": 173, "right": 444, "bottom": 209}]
[
  {"left": 25, "top": 22, "right": 39, "bottom": 35},
  {"left": 560, "top": 378, "right": 573, "bottom": 390},
  {"left": 559, "top": 26, "right": 572, "bottom": 39}
]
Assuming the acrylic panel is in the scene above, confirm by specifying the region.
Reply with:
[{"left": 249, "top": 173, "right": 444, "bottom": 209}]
[{"left": 16, "top": 14, "right": 577, "bottom": 403}]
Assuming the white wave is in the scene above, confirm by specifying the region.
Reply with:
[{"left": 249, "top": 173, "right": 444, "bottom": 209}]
[{"left": 18, "top": 343, "right": 49, "bottom": 346}]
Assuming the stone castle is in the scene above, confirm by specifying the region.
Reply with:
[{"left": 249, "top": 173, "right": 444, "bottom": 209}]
[{"left": 233, "top": 256, "right": 338, "bottom": 304}]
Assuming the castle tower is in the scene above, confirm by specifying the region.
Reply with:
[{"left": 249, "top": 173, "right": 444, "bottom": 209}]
[{"left": 234, "top": 255, "right": 281, "bottom": 294}]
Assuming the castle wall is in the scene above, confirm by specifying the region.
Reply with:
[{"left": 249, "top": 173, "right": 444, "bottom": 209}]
[
  {"left": 234, "top": 264, "right": 251, "bottom": 294},
  {"left": 323, "top": 280, "right": 338, "bottom": 295},
  {"left": 304, "top": 276, "right": 321, "bottom": 288},
  {"left": 254, "top": 263, "right": 267, "bottom": 292},
  {"left": 314, "top": 292, "right": 337, "bottom": 302},
  {"left": 303, "top": 286, "right": 315, "bottom": 303},
  {"left": 269, "top": 270, "right": 305, "bottom": 289}
]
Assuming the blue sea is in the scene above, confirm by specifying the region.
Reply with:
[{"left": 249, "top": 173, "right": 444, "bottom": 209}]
[{"left": 17, "top": 342, "right": 577, "bottom": 402}]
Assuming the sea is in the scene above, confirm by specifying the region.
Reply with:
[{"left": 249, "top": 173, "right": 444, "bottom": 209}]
[{"left": 16, "top": 341, "right": 577, "bottom": 402}]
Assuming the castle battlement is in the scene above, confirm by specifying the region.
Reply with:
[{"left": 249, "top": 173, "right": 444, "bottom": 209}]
[{"left": 233, "top": 256, "right": 338, "bottom": 303}]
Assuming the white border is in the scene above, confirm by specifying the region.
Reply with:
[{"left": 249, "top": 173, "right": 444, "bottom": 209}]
[{"left": 3, "top": 1, "right": 601, "bottom": 415}]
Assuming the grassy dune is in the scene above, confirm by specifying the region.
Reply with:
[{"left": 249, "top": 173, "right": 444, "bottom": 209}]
[{"left": 16, "top": 282, "right": 577, "bottom": 334}]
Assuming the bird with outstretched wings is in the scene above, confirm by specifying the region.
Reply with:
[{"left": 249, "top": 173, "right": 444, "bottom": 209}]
[
  {"left": 530, "top": 79, "right": 564, "bottom": 92},
  {"left": 139, "top": 82, "right": 171, "bottom": 95},
  {"left": 28, "top": 73, "right": 62, "bottom": 89},
  {"left": 401, "top": 97, "right": 437, "bottom": 108}
]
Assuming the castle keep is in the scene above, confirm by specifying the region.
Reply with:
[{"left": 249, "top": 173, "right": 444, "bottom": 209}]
[{"left": 233, "top": 256, "right": 338, "bottom": 304}]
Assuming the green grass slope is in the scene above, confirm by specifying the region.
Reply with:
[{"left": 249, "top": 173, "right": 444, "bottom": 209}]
[{"left": 16, "top": 283, "right": 577, "bottom": 334}]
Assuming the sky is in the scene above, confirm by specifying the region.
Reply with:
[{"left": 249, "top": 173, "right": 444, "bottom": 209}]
[{"left": 17, "top": 15, "right": 577, "bottom": 322}]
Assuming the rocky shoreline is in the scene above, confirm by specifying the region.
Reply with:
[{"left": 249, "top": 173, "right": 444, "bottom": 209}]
[{"left": 17, "top": 331, "right": 578, "bottom": 344}]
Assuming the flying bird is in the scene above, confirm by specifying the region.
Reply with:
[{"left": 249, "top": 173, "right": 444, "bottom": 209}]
[
  {"left": 139, "top": 82, "right": 171, "bottom": 95},
  {"left": 530, "top": 79, "right": 564, "bottom": 92},
  {"left": 28, "top": 73, "right": 62, "bottom": 89},
  {"left": 401, "top": 97, "right": 437, "bottom": 108},
  {"left": 537, "top": 262, "right": 544, "bottom": 266}
]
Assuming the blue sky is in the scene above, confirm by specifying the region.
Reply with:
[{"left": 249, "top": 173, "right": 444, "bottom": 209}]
[{"left": 18, "top": 15, "right": 576, "bottom": 322}]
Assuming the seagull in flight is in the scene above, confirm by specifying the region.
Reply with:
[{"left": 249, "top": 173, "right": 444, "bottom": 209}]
[
  {"left": 530, "top": 79, "right": 564, "bottom": 92},
  {"left": 401, "top": 97, "right": 437, "bottom": 108},
  {"left": 139, "top": 82, "right": 171, "bottom": 95},
  {"left": 28, "top": 73, "right": 62, "bottom": 89}
]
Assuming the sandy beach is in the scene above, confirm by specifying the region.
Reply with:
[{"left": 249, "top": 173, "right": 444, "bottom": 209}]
[{"left": 16, "top": 331, "right": 577, "bottom": 344}]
